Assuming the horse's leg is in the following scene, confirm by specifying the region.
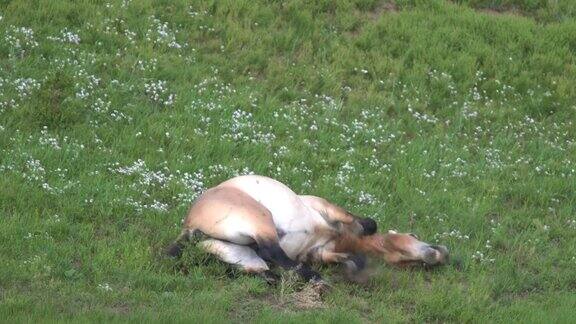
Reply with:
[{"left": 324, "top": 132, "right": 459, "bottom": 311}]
[
  {"left": 254, "top": 240, "right": 324, "bottom": 283},
  {"left": 299, "top": 195, "right": 377, "bottom": 235},
  {"left": 311, "top": 248, "right": 367, "bottom": 277},
  {"left": 198, "top": 238, "right": 279, "bottom": 284},
  {"left": 201, "top": 237, "right": 325, "bottom": 284}
]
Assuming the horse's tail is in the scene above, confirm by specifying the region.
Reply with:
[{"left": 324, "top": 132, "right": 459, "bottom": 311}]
[{"left": 166, "top": 229, "right": 192, "bottom": 258}]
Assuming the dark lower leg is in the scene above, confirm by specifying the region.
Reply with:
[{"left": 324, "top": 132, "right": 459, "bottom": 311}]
[
  {"left": 343, "top": 253, "right": 370, "bottom": 283},
  {"left": 259, "top": 270, "right": 280, "bottom": 285},
  {"left": 358, "top": 218, "right": 377, "bottom": 235},
  {"left": 344, "top": 253, "right": 367, "bottom": 273},
  {"left": 256, "top": 242, "right": 322, "bottom": 282}
]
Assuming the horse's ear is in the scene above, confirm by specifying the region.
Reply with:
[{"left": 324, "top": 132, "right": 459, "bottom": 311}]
[{"left": 358, "top": 218, "right": 377, "bottom": 235}]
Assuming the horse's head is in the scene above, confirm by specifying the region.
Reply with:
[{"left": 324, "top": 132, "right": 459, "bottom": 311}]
[{"left": 366, "top": 230, "right": 449, "bottom": 267}]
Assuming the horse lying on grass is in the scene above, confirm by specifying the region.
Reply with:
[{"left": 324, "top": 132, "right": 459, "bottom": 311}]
[{"left": 167, "top": 175, "right": 449, "bottom": 287}]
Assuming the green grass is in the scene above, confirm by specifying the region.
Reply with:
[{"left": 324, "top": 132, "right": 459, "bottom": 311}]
[{"left": 1, "top": 0, "right": 576, "bottom": 322}]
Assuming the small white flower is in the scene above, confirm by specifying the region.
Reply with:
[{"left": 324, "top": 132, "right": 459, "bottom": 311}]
[
  {"left": 5, "top": 26, "right": 38, "bottom": 58},
  {"left": 97, "top": 283, "right": 113, "bottom": 292},
  {"left": 144, "top": 80, "right": 175, "bottom": 107}
]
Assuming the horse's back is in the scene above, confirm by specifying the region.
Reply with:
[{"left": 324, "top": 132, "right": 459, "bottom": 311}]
[{"left": 218, "top": 175, "right": 322, "bottom": 232}]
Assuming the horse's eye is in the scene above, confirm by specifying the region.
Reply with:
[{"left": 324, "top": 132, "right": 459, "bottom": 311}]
[{"left": 409, "top": 233, "right": 419, "bottom": 239}]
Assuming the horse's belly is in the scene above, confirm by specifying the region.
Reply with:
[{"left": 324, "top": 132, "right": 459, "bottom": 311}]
[
  {"left": 279, "top": 231, "right": 334, "bottom": 261},
  {"left": 279, "top": 232, "right": 311, "bottom": 260}
]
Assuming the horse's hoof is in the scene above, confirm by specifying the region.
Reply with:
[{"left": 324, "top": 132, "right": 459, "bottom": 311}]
[{"left": 260, "top": 270, "right": 280, "bottom": 285}]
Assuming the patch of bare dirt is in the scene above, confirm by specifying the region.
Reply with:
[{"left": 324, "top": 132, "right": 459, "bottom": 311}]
[
  {"left": 346, "top": 1, "right": 398, "bottom": 37},
  {"left": 369, "top": 1, "right": 398, "bottom": 21},
  {"left": 287, "top": 282, "right": 327, "bottom": 309},
  {"left": 266, "top": 278, "right": 330, "bottom": 311},
  {"left": 107, "top": 302, "right": 132, "bottom": 315}
]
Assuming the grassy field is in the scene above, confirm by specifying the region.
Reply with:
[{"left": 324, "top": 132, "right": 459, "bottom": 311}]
[{"left": 1, "top": 0, "right": 576, "bottom": 322}]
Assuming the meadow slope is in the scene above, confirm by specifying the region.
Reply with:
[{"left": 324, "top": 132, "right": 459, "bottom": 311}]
[{"left": 1, "top": 0, "right": 576, "bottom": 322}]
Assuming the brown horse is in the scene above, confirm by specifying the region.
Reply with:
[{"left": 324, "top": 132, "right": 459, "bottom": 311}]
[{"left": 168, "top": 175, "right": 449, "bottom": 285}]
